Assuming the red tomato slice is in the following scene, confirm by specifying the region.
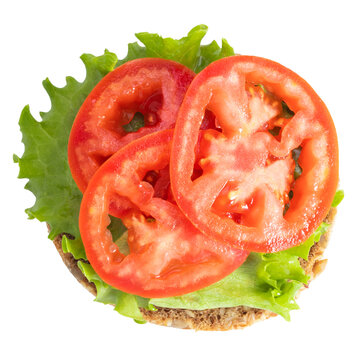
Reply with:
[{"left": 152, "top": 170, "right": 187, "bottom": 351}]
[
  {"left": 171, "top": 56, "right": 339, "bottom": 253},
  {"left": 79, "top": 130, "right": 248, "bottom": 298},
  {"left": 68, "top": 58, "right": 195, "bottom": 193}
]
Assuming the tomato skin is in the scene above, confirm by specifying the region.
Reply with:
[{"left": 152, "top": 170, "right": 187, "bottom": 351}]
[
  {"left": 171, "top": 55, "right": 339, "bottom": 253},
  {"left": 79, "top": 130, "right": 248, "bottom": 298},
  {"left": 68, "top": 58, "right": 195, "bottom": 193}
]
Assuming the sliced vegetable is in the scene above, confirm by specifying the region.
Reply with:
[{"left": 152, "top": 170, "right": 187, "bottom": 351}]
[
  {"left": 79, "top": 130, "right": 248, "bottom": 298},
  {"left": 68, "top": 58, "right": 195, "bottom": 193},
  {"left": 171, "top": 55, "right": 339, "bottom": 253}
]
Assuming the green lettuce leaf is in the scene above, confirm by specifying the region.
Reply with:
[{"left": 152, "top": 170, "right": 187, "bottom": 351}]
[
  {"left": 282, "top": 222, "right": 330, "bottom": 260},
  {"left": 116, "top": 42, "right": 147, "bottom": 67},
  {"left": 135, "top": 24, "right": 208, "bottom": 70},
  {"left": 78, "top": 262, "right": 149, "bottom": 322},
  {"left": 194, "top": 38, "right": 235, "bottom": 73},
  {"left": 15, "top": 50, "right": 118, "bottom": 253},
  {"left": 150, "top": 252, "right": 304, "bottom": 320},
  {"left": 122, "top": 112, "right": 145, "bottom": 133},
  {"left": 332, "top": 189, "right": 344, "bottom": 207},
  {"left": 117, "top": 24, "right": 234, "bottom": 73},
  {"left": 62, "top": 234, "right": 87, "bottom": 260}
]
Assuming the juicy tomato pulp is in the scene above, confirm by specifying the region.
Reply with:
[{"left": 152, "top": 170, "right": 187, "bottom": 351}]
[
  {"left": 79, "top": 130, "right": 248, "bottom": 298},
  {"left": 68, "top": 58, "right": 195, "bottom": 193},
  {"left": 171, "top": 56, "right": 338, "bottom": 253}
]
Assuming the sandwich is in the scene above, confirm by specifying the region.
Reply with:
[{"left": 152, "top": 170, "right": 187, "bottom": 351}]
[{"left": 15, "top": 25, "right": 342, "bottom": 330}]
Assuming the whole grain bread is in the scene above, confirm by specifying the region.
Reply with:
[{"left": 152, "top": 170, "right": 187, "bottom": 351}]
[{"left": 53, "top": 208, "right": 336, "bottom": 331}]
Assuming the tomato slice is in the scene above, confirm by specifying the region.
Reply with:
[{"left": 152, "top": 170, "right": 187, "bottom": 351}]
[
  {"left": 171, "top": 56, "right": 339, "bottom": 253},
  {"left": 79, "top": 130, "right": 248, "bottom": 298},
  {"left": 68, "top": 58, "right": 195, "bottom": 193}
]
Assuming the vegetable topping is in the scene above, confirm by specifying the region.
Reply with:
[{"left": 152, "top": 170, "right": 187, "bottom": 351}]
[
  {"left": 171, "top": 56, "right": 339, "bottom": 253},
  {"left": 79, "top": 130, "right": 248, "bottom": 297},
  {"left": 68, "top": 58, "right": 195, "bottom": 193}
]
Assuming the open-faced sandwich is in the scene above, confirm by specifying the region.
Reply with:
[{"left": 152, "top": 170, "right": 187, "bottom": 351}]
[{"left": 15, "top": 25, "right": 342, "bottom": 330}]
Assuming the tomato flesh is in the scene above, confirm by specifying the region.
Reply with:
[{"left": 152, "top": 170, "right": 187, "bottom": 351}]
[
  {"left": 79, "top": 130, "right": 248, "bottom": 298},
  {"left": 171, "top": 56, "right": 338, "bottom": 253}
]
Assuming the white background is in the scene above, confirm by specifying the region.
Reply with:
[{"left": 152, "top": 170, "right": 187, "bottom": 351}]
[{"left": 1, "top": 0, "right": 359, "bottom": 359}]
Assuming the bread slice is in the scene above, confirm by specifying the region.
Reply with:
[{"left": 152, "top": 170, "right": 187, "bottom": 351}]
[{"left": 53, "top": 207, "right": 336, "bottom": 330}]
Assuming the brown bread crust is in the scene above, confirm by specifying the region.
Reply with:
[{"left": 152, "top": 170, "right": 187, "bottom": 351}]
[{"left": 52, "top": 208, "right": 336, "bottom": 331}]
